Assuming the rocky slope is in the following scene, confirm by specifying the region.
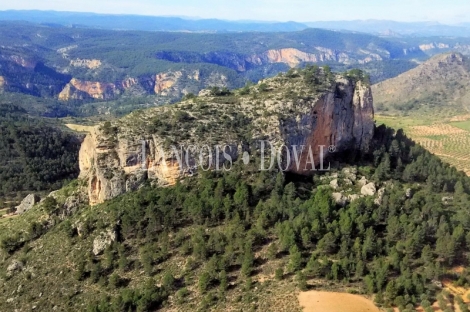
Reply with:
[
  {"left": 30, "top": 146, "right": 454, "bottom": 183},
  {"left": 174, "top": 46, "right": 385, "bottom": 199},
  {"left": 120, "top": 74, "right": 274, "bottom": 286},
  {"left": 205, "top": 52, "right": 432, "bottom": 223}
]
[
  {"left": 56, "top": 69, "right": 233, "bottom": 101},
  {"left": 372, "top": 52, "right": 470, "bottom": 113},
  {"left": 79, "top": 67, "right": 374, "bottom": 205}
]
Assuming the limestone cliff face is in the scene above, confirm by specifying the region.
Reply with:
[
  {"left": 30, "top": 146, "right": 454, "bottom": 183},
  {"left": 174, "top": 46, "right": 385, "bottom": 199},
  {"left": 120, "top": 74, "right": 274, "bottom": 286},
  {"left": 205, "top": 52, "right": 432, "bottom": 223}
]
[
  {"left": 59, "top": 78, "right": 120, "bottom": 101},
  {"left": 156, "top": 47, "right": 383, "bottom": 72},
  {"left": 259, "top": 48, "right": 353, "bottom": 67},
  {"left": 79, "top": 69, "right": 374, "bottom": 205},
  {"left": 154, "top": 71, "right": 183, "bottom": 94},
  {"left": 58, "top": 69, "right": 226, "bottom": 101},
  {"left": 419, "top": 43, "right": 450, "bottom": 51},
  {"left": 282, "top": 79, "right": 374, "bottom": 173},
  {"left": 120, "top": 77, "right": 139, "bottom": 89}
]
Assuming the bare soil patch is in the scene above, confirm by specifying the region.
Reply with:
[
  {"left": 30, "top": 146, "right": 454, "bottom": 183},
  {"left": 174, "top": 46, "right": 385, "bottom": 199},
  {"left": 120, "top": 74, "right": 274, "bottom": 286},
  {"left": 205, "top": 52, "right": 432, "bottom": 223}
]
[
  {"left": 298, "top": 291, "right": 380, "bottom": 312},
  {"left": 65, "top": 123, "right": 94, "bottom": 133}
]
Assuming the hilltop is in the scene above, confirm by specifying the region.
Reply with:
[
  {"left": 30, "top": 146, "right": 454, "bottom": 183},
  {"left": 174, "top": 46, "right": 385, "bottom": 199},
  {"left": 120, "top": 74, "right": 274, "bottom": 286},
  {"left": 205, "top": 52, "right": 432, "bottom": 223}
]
[
  {"left": 78, "top": 66, "right": 374, "bottom": 205},
  {"left": 373, "top": 52, "right": 470, "bottom": 116}
]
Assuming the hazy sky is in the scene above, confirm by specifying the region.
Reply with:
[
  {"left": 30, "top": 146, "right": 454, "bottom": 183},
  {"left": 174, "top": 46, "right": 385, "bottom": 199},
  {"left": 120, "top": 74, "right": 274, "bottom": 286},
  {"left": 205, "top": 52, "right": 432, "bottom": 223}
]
[{"left": 2, "top": 0, "right": 470, "bottom": 24}]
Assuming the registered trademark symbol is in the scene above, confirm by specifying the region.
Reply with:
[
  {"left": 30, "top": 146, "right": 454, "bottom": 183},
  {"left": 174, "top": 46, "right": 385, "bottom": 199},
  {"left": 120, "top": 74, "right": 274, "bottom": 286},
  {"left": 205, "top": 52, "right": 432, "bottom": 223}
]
[{"left": 328, "top": 145, "right": 336, "bottom": 153}]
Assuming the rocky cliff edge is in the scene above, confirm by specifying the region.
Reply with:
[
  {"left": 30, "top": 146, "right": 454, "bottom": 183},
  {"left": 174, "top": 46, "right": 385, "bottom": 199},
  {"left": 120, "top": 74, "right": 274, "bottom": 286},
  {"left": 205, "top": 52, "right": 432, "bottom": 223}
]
[{"left": 79, "top": 67, "right": 374, "bottom": 205}]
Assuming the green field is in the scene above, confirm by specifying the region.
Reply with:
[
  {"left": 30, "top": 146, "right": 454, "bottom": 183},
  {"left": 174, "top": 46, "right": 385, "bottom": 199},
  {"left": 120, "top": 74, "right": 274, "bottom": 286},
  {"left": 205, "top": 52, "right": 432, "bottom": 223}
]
[{"left": 376, "top": 115, "right": 470, "bottom": 175}]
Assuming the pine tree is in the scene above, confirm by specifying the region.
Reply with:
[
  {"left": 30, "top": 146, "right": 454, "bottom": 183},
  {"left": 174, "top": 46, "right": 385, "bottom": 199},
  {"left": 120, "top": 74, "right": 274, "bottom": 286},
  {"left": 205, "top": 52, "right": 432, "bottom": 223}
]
[
  {"left": 198, "top": 272, "right": 211, "bottom": 294},
  {"left": 241, "top": 241, "right": 254, "bottom": 277},
  {"left": 275, "top": 266, "right": 284, "bottom": 280},
  {"left": 296, "top": 271, "right": 307, "bottom": 291},
  {"left": 288, "top": 245, "right": 302, "bottom": 272},
  {"left": 219, "top": 270, "right": 228, "bottom": 293}
]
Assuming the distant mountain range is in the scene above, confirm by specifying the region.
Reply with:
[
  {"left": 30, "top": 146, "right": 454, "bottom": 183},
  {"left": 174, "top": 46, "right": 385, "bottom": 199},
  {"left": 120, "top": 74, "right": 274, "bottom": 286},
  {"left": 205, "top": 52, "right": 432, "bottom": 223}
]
[
  {"left": 1, "top": 10, "right": 470, "bottom": 37},
  {"left": 306, "top": 20, "right": 470, "bottom": 37},
  {"left": 0, "top": 10, "right": 307, "bottom": 32}
]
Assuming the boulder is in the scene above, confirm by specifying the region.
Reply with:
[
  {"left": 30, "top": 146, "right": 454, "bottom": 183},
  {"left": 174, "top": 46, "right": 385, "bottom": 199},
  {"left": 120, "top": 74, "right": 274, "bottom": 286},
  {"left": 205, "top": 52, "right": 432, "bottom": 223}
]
[
  {"left": 348, "top": 194, "right": 361, "bottom": 202},
  {"left": 7, "top": 260, "right": 23, "bottom": 273},
  {"left": 332, "top": 192, "right": 347, "bottom": 206},
  {"left": 74, "top": 221, "right": 84, "bottom": 237},
  {"left": 442, "top": 196, "right": 453, "bottom": 205},
  {"left": 361, "top": 182, "right": 377, "bottom": 196},
  {"left": 15, "top": 194, "right": 40, "bottom": 214},
  {"left": 357, "top": 176, "right": 368, "bottom": 187},
  {"left": 342, "top": 167, "right": 357, "bottom": 181},
  {"left": 198, "top": 89, "right": 212, "bottom": 97},
  {"left": 93, "top": 229, "right": 117, "bottom": 255},
  {"left": 46, "top": 190, "right": 60, "bottom": 200},
  {"left": 329, "top": 179, "right": 339, "bottom": 190},
  {"left": 405, "top": 188, "right": 413, "bottom": 198},
  {"left": 374, "top": 188, "right": 386, "bottom": 205},
  {"left": 63, "top": 196, "right": 81, "bottom": 217}
]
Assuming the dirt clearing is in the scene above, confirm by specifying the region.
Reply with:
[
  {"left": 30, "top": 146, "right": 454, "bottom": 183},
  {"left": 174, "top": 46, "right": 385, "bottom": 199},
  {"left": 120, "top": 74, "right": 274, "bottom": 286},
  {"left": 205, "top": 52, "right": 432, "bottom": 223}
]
[{"left": 298, "top": 291, "right": 380, "bottom": 312}]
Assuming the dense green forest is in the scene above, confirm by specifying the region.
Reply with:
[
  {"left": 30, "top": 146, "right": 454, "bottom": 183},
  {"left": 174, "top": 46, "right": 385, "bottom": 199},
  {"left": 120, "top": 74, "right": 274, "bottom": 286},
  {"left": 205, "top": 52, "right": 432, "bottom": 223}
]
[
  {"left": 2, "top": 123, "right": 470, "bottom": 312},
  {"left": 0, "top": 104, "right": 80, "bottom": 202}
]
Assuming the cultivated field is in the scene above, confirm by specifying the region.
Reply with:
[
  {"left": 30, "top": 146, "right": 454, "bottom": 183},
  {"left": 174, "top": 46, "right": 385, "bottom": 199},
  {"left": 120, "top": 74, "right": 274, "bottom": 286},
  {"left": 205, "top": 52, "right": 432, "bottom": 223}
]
[
  {"left": 65, "top": 123, "right": 95, "bottom": 133},
  {"left": 376, "top": 115, "right": 470, "bottom": 175}
]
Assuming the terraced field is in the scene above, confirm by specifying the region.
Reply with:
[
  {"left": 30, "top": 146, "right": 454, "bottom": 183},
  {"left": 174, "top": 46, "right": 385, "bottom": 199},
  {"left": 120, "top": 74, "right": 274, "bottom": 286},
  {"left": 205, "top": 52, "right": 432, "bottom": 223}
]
[{"left": 376, "top": 115, "right": 470, "bottom": 175}]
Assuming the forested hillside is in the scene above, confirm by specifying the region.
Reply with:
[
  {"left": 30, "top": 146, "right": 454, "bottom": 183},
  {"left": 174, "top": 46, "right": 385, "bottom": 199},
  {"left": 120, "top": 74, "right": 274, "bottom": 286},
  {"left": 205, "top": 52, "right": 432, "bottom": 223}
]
[
  {"left": 1, "top": 123, "right": 470, "bottom": 312},
  {"left": 0, "top": 104, "right": 80, "bottom": 203}
]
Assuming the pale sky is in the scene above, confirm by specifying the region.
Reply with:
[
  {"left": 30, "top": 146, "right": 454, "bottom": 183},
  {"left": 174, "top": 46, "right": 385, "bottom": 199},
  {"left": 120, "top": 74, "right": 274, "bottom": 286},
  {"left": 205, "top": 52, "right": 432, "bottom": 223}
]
[{"left": 2, "top": 0, "right": 470, "bottom": 24}]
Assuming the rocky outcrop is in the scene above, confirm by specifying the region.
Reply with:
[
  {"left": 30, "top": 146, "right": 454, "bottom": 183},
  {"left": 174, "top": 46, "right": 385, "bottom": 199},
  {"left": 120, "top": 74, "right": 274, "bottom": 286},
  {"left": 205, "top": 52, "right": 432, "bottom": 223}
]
[
  {"left": 263, "top": 48, "right": 325, "bottom": 67},
  {"left": 330, "top": 179, "right": 339, "bottom": 190},
  {"left": 419, "top": 43, "right": 450, "bottom": 51},
  {"left": 1, "top": 55, "right": 37, "bottom": 69},
  {"left": 374, "top": 187, "right": 386, "bottom": 205},
  {"left": 120, "top": 77, "right": 139, "bottom": 89},
  {"left": 155, "top": 71, "right": 183, "bottom": 94},
  {"left": 58, "top": 68, "right": 228, "bottom": 102},
  {"left": 92, "top": 229, "right": 116, "bottom": 255},
  {"left": 7, "top": 260, "right": 23, "bottom": 274},
  {"left": 284, "top": 78, "right": 374, "bottom": 174},
  {"left": 15, "top": 194, "right": 40, "bottom": 214},
  {"left": 361, "top": 183, "right": 377, "bottom": 196},
  {"left": 332, "top": 192, "right": 348, "bottom": 206},
  {"left": 79, "top": 69, "right": 374, "bottom": 205},
  {"left": 59, "top": 78, "right": 120, "bottom": 101},
  {"left": 157, "top": 47, "right": 379, "bottom": 72},
  {"left": 0, "top": 76, "right": 6, "bottom": 88},
  {"left": 70, "top": 58, "right": 102, "bottom": 69}
]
